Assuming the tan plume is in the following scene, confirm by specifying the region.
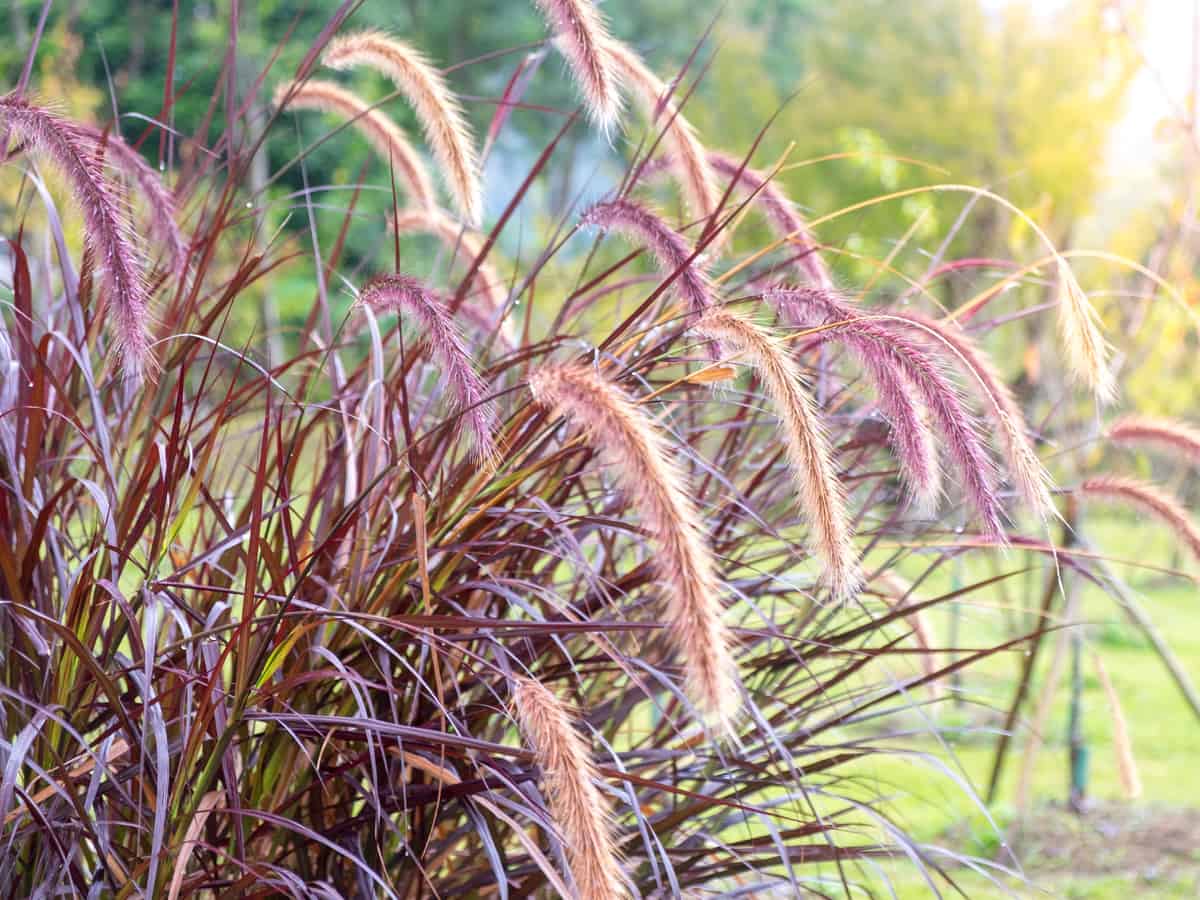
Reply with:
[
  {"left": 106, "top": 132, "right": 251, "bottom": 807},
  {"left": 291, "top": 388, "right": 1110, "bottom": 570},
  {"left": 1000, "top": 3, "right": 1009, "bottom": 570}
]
[
  {"left": 607, "top": 42, "right": 718, "bottom": 228},
  {"left": 513, "top": 677, "right": 626, "bottom": 900},
  {"left": 529, "top": 363, "right": 740, "bottom": 729},
  {"left": 274, "top": 80, "right": 436, "bottom": 211},
  {"left": 1057, "top": 264, "right": 1115, "bottom": 404},
  {"left": 532, "top": 0, "right": 624, "bottom": 134},
  {"left": 1109, "top": 415, "right": 1200, "bottom": 468},
  {"left": 694, "top": 307, "right": 859, "bottom": 599},
  {"left": 1092, "top": 652, "right": 1142, "bottom": 800},
  {"left": 323, "top": 31, "right": 482, "bottom": 224}
]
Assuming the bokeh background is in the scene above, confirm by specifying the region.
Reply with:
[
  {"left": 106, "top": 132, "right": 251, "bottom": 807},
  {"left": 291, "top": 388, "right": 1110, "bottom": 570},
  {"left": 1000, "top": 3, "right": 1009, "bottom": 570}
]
[{"left": 7, "top": 1, "right": 1196, "bottom": 415}]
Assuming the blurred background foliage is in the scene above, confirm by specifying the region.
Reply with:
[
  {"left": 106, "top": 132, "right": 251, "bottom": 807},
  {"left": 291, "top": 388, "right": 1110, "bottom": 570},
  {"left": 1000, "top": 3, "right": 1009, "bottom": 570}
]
[{"left": 2, "top": 0, "right": 1196, "bottom": 416}]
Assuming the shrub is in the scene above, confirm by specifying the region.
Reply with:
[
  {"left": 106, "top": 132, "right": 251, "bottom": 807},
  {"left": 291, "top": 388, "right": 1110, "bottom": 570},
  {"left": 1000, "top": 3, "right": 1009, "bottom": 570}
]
[{"left": 0, "top": 1, "right": 1166, "bottom": 896}]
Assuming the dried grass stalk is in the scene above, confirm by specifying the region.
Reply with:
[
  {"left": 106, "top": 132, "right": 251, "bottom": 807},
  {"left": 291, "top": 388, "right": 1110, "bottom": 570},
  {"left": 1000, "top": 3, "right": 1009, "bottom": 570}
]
[
  {"left": 0, "top": 96, "right": 153, "bottom": 379},
  {"left": 274, "top": 80, "right": 436, "bottom": 211},
  {"left": 513, "top": 677, "right": 625, "bottom": 900},
  {"left": 323, "top": 31, "right": 482, "bottom": 224},
  {"left": 694, "top": 307, "right": 858, "bottom": 599},
  {"left": 529, "top": 363, "right": 739, "bottom": 727},
  {"left": 532, "top": 0, "right": 623, "bottom": 134},
  {"left": 1079, "top": 476, "right": 1200, "bottom": 560},
  {"left": 1092, "top": 652, "right": 1142, "bottom": 800},
  {"left": 359, "top": 274, "right": 497, "bottom": 463}
]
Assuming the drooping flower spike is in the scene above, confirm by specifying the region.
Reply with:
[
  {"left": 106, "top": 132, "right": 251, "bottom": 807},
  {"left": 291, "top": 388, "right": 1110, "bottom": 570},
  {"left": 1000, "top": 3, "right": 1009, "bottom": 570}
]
[
  {"left": 81, "top": 124, "right": 188, "bottom": 275},
  {"left": 512, "top": 677, "right": 626, "bottom": 900},
  {"left": 323, "top": 31, "right": 482, "bottom": 225},
  {"left": 694, "top": 306, "right": 859, "bottom": 599},
  {"left": 772, "top": 287, "right": 1004, "bottom": 538},
  {"left": 1108, "top": 415, "right": 1200, "bottom": 468},
  {"left": 887, "top": 309, "right": 1054, "bottom": 521},
  {"left": 274, "top": 79, "right": 437, "bottom": 211},
  {"left": 0, "top": 96, "right": 153, "bottom": 379},
  {"left": 582, "top": 197, "right": 713, "bottom": 315},
  {"left": 531, "top": 0, "right": 624, "bottom": 135},
  {"left": 1079, "top": 476, "right": 1200, "bottom": 562},
  {"left": 529, "top": 362, "right": 740, "bottom": 729},
  {"left": 359, "top": 273, "right": 498, "bottom": 463}
]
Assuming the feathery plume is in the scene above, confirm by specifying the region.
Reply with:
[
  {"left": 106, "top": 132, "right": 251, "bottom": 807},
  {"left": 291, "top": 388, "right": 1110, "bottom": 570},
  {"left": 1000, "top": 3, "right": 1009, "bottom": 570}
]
[
  {"left": 1057, "top": 264, "right": 1116, "bottom": 403},
  {"left": 772, "top": 287, "right": 1004, "bottom": 537},
  {"left": 707, "top": 152, "right": 832, "bottom": 289},
  {"left": 607, "top": 42, "right": 718, "bottom": 226},
  {"left": 512, "top": 677, "right": 625, "bottom": 900},
  {"left": 80, "top": 125, "right": 187, "bottom": 274},
  {"left": 694, "top": 307, "right": 858, "bottom": 599},
  {"left": 529, "top": 363, "right": 739, "bottom": 727},
  {"left": 1093, "top": 653, "right": 1142, "bottom": 800},
  {"left": 0, "top": 96, "right": 152, "bottom": 379},
  {"left": 274, "top": 80, "right": 436, "bottom": 211},
  {"left": 1108, "top": 415, "right": 1200, "bottom": 468},
  {"left": 888, "top": 310, "right": 1055, "bottom": 520},
  {"left": 769, "top": 288, "right": 940, "bottom": 512},
  {"left": 322, "top": 31, "right": 482, "bottom": 225},
  {"left": 582, "top": 198, "right": 712, "bottom": 314},
  {"left": 531, "top": 0, "right": 623, "bottom": 134},
  {"left": 392, "top": 207, "right": 513, "bottom": 341},
  {"left": 1078, "top": 476, "right": 1200, "bottom": 561},
  {"left": 359, "top": 274, "right": 497, "bottom": 462}
]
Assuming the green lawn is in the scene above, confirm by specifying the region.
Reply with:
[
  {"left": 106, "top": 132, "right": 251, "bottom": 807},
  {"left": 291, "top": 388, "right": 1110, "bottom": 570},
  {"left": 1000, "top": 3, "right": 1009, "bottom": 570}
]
[{"left": 843, "top": 512, "right": 1200, "bottom": 897}]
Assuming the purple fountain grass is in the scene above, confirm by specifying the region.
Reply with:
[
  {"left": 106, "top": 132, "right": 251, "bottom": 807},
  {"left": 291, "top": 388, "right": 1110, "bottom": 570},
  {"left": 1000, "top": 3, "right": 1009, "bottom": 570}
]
[
  {"left": 767, "top": 287, "right": 941, "bottom": 512},
  {"left": 1058, "top": 266, "right": 1116, "bottom": 404},
  {"left": 531, "top": 0, "right": 624, "bottom": 135},
  {"left": 322, "top": 31, "right": 482, "bottom": 225},
  {"left": 529, "top": 362, "right": 740, "bottom": 730},
  {"left": 359, "top": 274, "right": 498, "bottom": 463},
  {"left": 392, "top": 206, "right": 512, "bottom": 340},
  {"left": 582, "top": 197, "right": 713, "bottom": 315},
  {"left": 887, "top": 309, "right": 1055, "bottom": 521},
  {"left": 694, "top": 307, "right": 859, "bottom": 599},
  {"left": 1078, "top": 475, "right": 1200, "bottom": 561},
  {"left": 274, "top": 80, "right": 437, "bottom": 211},
  {"left": 706, "top": 152, "right": 832, "bottom": 289},
  {"left": 512, "top": 677, "right": 626, "bottom": 900},
  {"left": 1108, "top": 415, "right": 1200, "bottom": 467},
  {"left": 0, "top": 96, "right": 152, "bottom": 379},
  {"left": 80, "top": 124, "right": 188, "bottom": 274},
  {"left": 606, "top": 41, "right": 719, "bottom": 227},
  {"left": 771, "top": 286, "right": 1004, "bottom": 538},
  {"left": 636, "top": 151, "right": 832, "bottom": 285},
  {"left": 4, "top": 9, "right": 1150, "bottom": 895}
]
